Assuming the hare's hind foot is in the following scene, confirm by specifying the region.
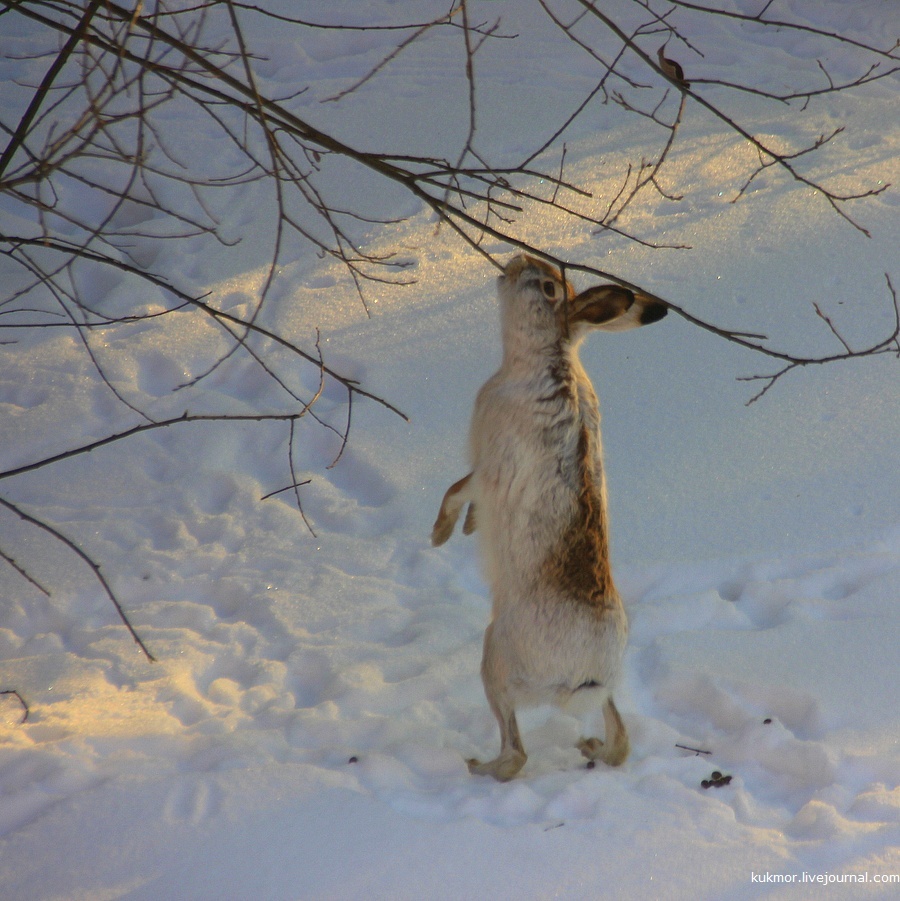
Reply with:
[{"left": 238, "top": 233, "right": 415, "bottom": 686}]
[
  {"left": 578, "top": 697, "right": 630, "bottom": 767},
  {"left": 467, "top": 749, "right": 527, "bottom": 781},
  {"left": 577, "top": 737, "right": 628, "bottom": 767}
]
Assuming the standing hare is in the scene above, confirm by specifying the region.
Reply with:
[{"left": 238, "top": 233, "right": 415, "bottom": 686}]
[{"left": 433, "top": 254, "right": 666, "bottom": 780}]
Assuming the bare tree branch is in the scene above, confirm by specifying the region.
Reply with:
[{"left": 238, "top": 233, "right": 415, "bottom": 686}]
[
  {"left": 1, "top": 0, "right": 896, "bottom": 660},
  {"left": 0, "top": 496, "right": 155, "bottom": 661},
  {"left": 1, "top": 235, "right": 410, "bottom": 422},
  {"left": 572, "top": 0, "right": 891, "bottom": 236},
  {"left": 0, "top": 690, "right": 29, "bottom": 724},
  {"left": 0, "top": 546, "right": 51, "bottom": 597},
  {"left": 738, "top": 275, "right": 900, "bottom": 404},
  {"left": 667, "top": 1, "right": 900, "bottom": 61}
]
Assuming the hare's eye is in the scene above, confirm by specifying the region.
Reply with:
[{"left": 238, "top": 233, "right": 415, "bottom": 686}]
[{"left": 541, "top": 279, "right": 559, "bottom": 301}]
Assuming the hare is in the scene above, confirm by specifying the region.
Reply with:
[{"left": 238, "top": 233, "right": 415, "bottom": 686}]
[{"left": 433, "top": 254, "right": 666, "bottom": 780}]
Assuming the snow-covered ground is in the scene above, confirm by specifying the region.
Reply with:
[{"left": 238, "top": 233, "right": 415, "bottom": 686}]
[{"left": 1, "top": 2, "right": 898, "bottom": 898}]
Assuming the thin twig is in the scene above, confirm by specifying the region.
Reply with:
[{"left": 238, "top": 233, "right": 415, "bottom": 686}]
[
  {"left": 0, "top": 411, "right": 311, "bottom": 482},
  {"left": 0, "top": 690, "right": 29, "bottom": 724},
  {"left": 0, "top": 0, "right": 103, "bottom": 180},
  {"left": 676, "top": 743, "right": 712, "bottom": 756},
  {"left": 813, "top": 302, "right": 853, "bottom": 354},
  {"left": 2, "top": 236, "right": 410, "bottom": 423},
  {"left": 0, "top": 496, "right": 156, "bottom": 661},
  {"left": 0, "top": 545, "right": 51, "bottom": 596}
]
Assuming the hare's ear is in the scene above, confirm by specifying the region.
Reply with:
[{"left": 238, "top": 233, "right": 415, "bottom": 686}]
[
  {"left": 572, "top": 285, "right": 668, "bottom": 333},
  {"left": 570, "top": 285, "right": 634, "bottom": 326}
]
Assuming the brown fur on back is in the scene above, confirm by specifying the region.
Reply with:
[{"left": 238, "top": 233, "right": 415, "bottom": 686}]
[{"left": 539, "top": 425, "right": 614, "bottom": 608}]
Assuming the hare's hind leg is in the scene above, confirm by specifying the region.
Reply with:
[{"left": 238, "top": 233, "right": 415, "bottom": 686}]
[
  {"left": 577, "top": 696, "right": 630, "bottom": 767},
  {"left": 467, "top": 707, "right": 525, "bottom": 781},
  {"left": 468, "top": 623, "right": 527, "bottom": 780}
]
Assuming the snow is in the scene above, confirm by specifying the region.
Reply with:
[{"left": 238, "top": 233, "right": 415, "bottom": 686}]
[{"left": 1, "top": 2, "right": 898, "bottom": 898}]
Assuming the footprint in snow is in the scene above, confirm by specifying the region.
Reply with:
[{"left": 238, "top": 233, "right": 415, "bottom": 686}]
[{"left": 163, "top": 777, "right": 222, "bottom": 827}]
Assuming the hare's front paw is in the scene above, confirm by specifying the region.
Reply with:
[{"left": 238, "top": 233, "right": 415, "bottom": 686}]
[
  {"left": 431, "top": 473, "right": 474, "bottom": 546},
  {"left": 462, "top": 503, "right": 477, "bottom": 535},
  {"left": 431, "top": 515, "right": 456, "bottom": 547},
  {"left": 467, "top": 750, "right": 526, "bottom": 781}
]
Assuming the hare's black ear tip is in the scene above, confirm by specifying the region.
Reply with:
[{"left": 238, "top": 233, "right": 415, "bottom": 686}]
[{"left": 640, "top": 303, "right": 668, "bottom": 325}]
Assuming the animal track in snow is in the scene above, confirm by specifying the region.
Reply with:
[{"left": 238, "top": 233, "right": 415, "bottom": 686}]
[
  {"left": 163, "top": 777, "right": 222, "bottom": 826},
  {"left": 285, "top": 649, "right": 336, "bottom": 709},
  {"left": 711, "top": 550, "right": 898, "bottom": 631}
]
